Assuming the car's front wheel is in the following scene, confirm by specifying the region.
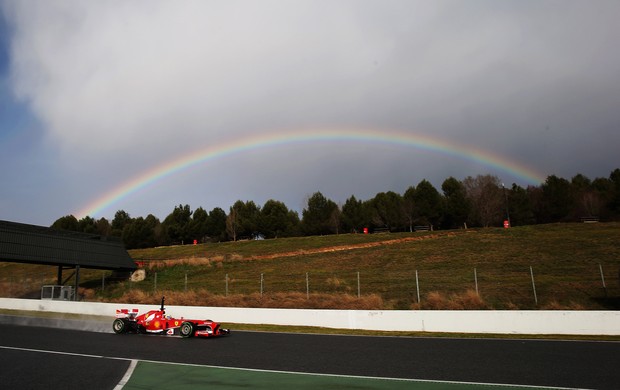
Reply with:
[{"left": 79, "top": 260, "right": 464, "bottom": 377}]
[
  {"left": 112, "top": 318, "right": 127, "bottom": 334},
  {"left": 180, "top": 321, "right": 194, "bottom": 338}
]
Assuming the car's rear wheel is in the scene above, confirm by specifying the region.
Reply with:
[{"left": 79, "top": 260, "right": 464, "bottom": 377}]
[
  {"left": 180, "top": 321, "right": 194, "bottom": 338},
  {"left": 112, "top": 318, "right": 126, "bottom": 334}
]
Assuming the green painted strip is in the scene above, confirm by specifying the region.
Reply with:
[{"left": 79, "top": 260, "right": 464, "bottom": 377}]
[{"left": 122, "top": 361, "right": 559, "bottom": 390}]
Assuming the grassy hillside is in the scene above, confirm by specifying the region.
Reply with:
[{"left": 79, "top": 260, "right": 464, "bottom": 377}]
[{"left": 2, "top": 223, "right": 619, "bottom": 310}]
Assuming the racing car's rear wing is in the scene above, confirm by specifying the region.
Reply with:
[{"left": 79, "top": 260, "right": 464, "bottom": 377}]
[{"left": 115, "top": 308, "right": 139, "bottom": 319}]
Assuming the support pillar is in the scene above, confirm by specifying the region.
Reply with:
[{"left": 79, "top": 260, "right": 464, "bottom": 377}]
[{"left": 74, "top": 265, "right": 80, "bottom": 301}]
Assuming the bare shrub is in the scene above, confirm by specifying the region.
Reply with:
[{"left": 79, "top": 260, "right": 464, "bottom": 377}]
[
  {"left": 114, "top": 289, "right": 150, "bottom": 304},
  {"left": 454, "top": 289, "right": 489, "bottom": 309},
  {"left": 78, "top": 288, "right": 97, "bottom": 301},
  {"left": 421, "top": 291, "right": 462, "bottom": 309},
  {"left": 419, "top": 290, "right": 488, "bottom": 310}
]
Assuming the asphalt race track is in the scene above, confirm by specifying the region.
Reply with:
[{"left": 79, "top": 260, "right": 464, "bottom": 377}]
[{"left": 0, "top": 321, "right": 619, "bottom": 389}]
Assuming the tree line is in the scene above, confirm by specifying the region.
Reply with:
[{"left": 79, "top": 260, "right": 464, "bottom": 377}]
[{"left": 51, "top": 169, "right": 620, "bottom": 249}]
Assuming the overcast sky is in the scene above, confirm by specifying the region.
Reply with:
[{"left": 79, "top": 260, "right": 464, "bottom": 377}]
[{"left": 1, "top": 0, "right": 619, "bottom": 226}]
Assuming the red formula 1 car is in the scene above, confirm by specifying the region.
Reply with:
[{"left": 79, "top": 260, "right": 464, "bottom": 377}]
[{"left": 112, "top": 297, "right": 229, "bottom": 338}]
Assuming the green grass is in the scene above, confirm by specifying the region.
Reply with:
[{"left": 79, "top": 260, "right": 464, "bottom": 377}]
[{"left": 1, "top": 223, "right": 619, "bottom": 310}]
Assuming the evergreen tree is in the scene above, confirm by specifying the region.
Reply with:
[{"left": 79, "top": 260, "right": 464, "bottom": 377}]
[
  {"left": 370, "top": 191, "right": 403, "bottom": 231},
  {"left": 122, "top": 216, "right": 159, "bottom": 249},
  {"left": 301, "top": 192, "right": 339, "bottom": 235},
  {"left": 189, "top": 207, "right": 209, "bottom": 243},
  {"left": 207, "top": 207, "right": 227, "bottom": 242},
  {"left": 441, "top": 177, "right": 470, "bottom": 229},
  {"left": 607, "top": 168, "right": 620, "bottom": 218},
  {"left": 540, "top": 175, "right": 573, "bottom": 222},
  {"left": 111, "top": 210, "right": 132, "bottom": 236},
  {"left": 413, "top": 180, "right": 443, "bottom": 228},
  {"left": 162, "top": 204, "right": 193, "bottom": 244},
  {"left": 261, "top": 199, "right": 296, "bottom": 238},
  {"left": 341, "top": 195, "right": 367, "bottom": 233},
  {"left": 77, "top": 216, "right": 97, "bottom": 234},
  {"left": 51, "top": 215, "right": 79, "bottom": 231},
  {"left": 228, "top": 200, "right": 261, "bottom": 239},
  {"left": 95, "top": 218, "right": 112, "bottom": 236},
  {"left": 508, "top": 184, "right": 536, "bottom": 226}
]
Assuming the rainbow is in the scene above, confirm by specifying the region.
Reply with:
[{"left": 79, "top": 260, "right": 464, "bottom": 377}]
[{"left": 74, "top": 128, "right": 546, "bottom": 218}]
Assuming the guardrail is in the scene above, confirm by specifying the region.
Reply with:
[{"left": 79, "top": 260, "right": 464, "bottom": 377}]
[{"left": 1, "top": 298, "right": 619, "bottom": 335}]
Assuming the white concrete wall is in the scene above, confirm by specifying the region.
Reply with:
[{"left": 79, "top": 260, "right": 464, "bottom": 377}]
[{"left": 1, "top": 297, "right": 619, "bottom": 335}]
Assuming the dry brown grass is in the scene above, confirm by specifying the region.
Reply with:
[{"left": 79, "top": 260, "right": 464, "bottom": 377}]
[
  {"left": 325, "top": 277, "right": 351, "bottom": 292},
  {"left": 541, "top": 300, "right": 586, "bottom": 310},
  {"left": 414, "top": 289, "right": 490, "bottom": 310},
  {"left": 145, "top": 257, "right": 217, "bottom": 270},
  {"left": 3, "top": 223, "right": 619, "bottom": 310},
  {"left": 0, "top": 281, "right": 34, "bottom": 298},
  {"left": 78, "top": 287, "right": 97, "bottom": 301},
  {"left": 105, "top": 289, "right": 384, "bottom": 310}
]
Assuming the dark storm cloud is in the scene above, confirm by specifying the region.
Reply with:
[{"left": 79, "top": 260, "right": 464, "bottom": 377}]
[{"left": 1, "top": 0, "right": 619, "bottom": 223}]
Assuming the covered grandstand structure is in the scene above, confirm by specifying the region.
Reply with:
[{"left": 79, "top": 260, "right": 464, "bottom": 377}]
[{"left": 0, "top": 220, "right": 136, "bottom": 300}]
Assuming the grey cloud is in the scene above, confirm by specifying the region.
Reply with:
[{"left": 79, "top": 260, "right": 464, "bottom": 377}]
[{"left": 2, "top": 0, "right": 619, "bottom": 222}]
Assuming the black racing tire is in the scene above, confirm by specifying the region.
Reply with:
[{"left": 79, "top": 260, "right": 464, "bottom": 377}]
[
  {"left": 180, "top": 321, "right": 195, "bottom": 338},
  {"left": 112, "top": 318, "right": 127, "bottom": 334}
]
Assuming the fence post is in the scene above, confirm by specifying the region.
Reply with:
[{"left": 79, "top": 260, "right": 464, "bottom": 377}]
[
  {"left": 599, "top": 264, "right": 607, "bottom": 296},
  {"left": 260, "top": 273, "right": 264, "bottom": 296},
  {"left": 101, "top": 272, "right": 105, "bottom": 292},
  {"left": 154, "top": 272, "right": 157, "bottom": 293},
  {"left": 225, "top": 274, "right": 229, "bottom": 297},
  {"left": 306, "top": 272, "right": 309, "bottom": 299},
  {"left": 357, "top": 271, "right": 360, "bottom": 298},
  {"left": 184, "top": 273, "right": 188, "bottom": 292},
  {"left": 415, "top": 269, "right": 420, "bottom": 304},
  {"left": 474, "top": 267, "right": 478, "bottom": 295},
  {"left": 530, "top": 266, "right": 538, "bottom": 305}
]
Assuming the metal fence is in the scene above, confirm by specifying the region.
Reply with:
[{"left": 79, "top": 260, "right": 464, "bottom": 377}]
[{"left": 1, "top": 264, "right": 617, "bottom": 308}]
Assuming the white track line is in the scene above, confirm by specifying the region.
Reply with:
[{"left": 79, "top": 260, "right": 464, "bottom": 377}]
[
  {"left": 0, "top": 345, "right": 580, "bottom": 390},
  {"left": 114, "top": 359, "right": 138, "bottom": 390}
]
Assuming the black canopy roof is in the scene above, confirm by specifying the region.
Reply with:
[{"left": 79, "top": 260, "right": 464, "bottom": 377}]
[{"left": 0, "top": 220, "right": 136, "bottom": 271}]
